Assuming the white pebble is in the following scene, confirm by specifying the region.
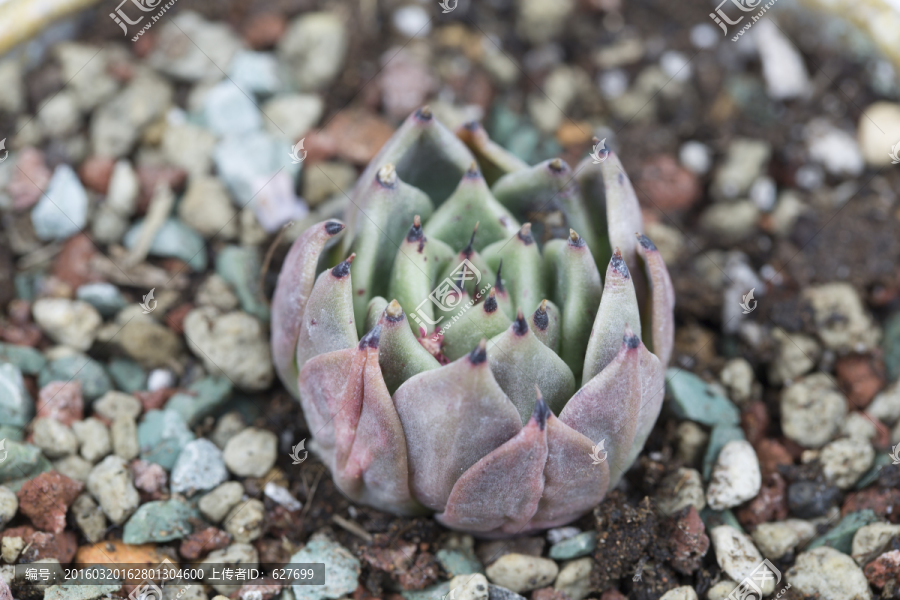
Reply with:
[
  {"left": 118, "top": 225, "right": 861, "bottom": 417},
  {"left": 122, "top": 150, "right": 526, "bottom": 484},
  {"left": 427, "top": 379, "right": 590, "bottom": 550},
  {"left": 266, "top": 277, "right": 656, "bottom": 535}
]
[
  {"left": 679, "top": 141, "right": 712, "bottom": 175},
  {"left": 485, "top": 553, "right": 559, "bottom": 593},
  {"left": 711, "top": 526, "right": 774, "bottom": 596},
  {"left": 546, "top": 526, "right": 581, "bottom": 545},
  {"left": 264, "top": 482, "right": 302, "bottom": 512},
  {"left": 754, "top": 20, "right": 811, "bottom": 100},
  {"left": 706, "top": 440, "right": 761, "bottom": 510},
  {"left": 392, "top": 5, "right": 431, "bottom": 38},
  {"left": 690, "top": 24, "right": 719, "bottom": 49},
  {"left": 660, "top": 586, "right": 698, "bottom": 600},
  {"left": 660, "top": 51, "right": 692, "bottom": 83},
  {"left": 749, "top": 176, "right": 777, "bottom": 211},
  {"left": 147, "top": 369, "right": 176, "bottom": 391},
  {"left": 786, "top": 547, "right": 872, "bottom": 600},
  {"left": 820, "top": 438, "right": 874, "bottom": 489},
  {"left": 598, "top": 69, "right": 628, "bottom": 100},
  {"left": 851, "top": 522, "right": 900, "bottom": 564}
]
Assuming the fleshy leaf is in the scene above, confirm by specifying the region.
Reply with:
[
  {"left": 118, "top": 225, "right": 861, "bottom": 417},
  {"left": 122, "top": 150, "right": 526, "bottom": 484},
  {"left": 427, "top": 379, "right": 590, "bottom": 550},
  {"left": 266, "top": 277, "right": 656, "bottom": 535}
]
[
  {"left": 389, "top": 217, "right": 455, "bottom": 336},
  {"left": 636, "top": 233, "right": 675, "bottom": 367},
  {"left": 622, "top": 343, "right": 665, "bottom": 475},
  {"left": 598, "top": 152, "right": 644, "bottom": 275},
  {"left": 364, "top": 296, "right": 389, "bottom": 333},
  {"left": 582, "top": 248, "right": 641, "bottom": 385},
  {"left": 394, "top": 340, "right": 522, "bottom": 511},
  {"left": 487, "top": 310, "right": 576, "bottom": 421},
  {"left": 295, "top": 255, "right": 359, "bottom": 375},
  {"left": 436, "top": 396, "right": 550, "bottom": 534},
  {"left": 560, "top": 329, "right": 642, "bottom": 486},
  {"left": 456, "top": 120, "right": 528, "bottom": 185},
  {"left": 328, "top": 326, "right": 424, "bottom": 514},
  {"left": 271, "top": 220, "right": 345, "bottom": 396},
  {"left": 530, "top": 299, "right": 561, "bottom": 353},
  {"left": 492, "top": 260, "right": 514, "bottom": 320},
  {"left": 377, "top": 300, "right": 441, "bottom": 394},
  {"left": 545, "top": 230, "right": 604, "bottom": 379},
  {"left": 435, "top": 223, "right": 493, "bottom": 299},
  {"left": 424, "top": 164, "right": 520, "bottom": 251},
  {"left": 441, "top": 287, "right": 511, "bottom": 362},
  {"left": 482, "top": 224, "right": 547, "bottom": 316},
  {"left": 350, "top": 165, "right": 433, "bottom": 334}
]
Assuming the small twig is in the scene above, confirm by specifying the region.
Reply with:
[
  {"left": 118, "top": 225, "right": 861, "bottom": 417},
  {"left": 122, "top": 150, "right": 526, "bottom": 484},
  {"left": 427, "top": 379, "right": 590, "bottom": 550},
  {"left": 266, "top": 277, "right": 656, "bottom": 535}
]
[
  {"left": 125, "top": 183, "right": 174, "bottom": 268},
  {"left": 258, "top": 220, "right": 293, "bottom": 308},
  {"left": 332, "top": 514, "right": 373, "bottom": 543},
  {"left": 301, "top": 468, "right": 324, "bottom": 518}
]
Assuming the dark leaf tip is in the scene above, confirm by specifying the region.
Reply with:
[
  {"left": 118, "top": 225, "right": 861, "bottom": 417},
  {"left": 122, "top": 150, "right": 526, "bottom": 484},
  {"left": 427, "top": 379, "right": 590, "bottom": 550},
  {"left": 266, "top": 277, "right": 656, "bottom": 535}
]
[
  {"left": 495, "top": 260, "right": 505, "bottom": 293},
  {"left": 637, "top": 233, "right": 657, "bottom": 251},
  {"left": 513, "top": 309, "right": 528, "bottom": 335},
  {"left": 518, "top": 223, "right": 534, "bottom": 245},
  {"left": 416, "top": 106, "right": 433, "bottom": 120},
  {"left": 406, "top": 217, "right": 425, "bottom": 242},
  {"left": 610, "top": 249, "right": 629, "bottom": 278},
  {"left": 483, "top": 289, "right": 498, "bottom": 313},
  {"left": 624, "top": 333, "right": 640, "bottom": 349},
  {"left": 359, "top": 324, "right": 382, "bottom": 349},
  {"left": 468, "top": 339, "right": 488, "bottom": 365},
  {"left": 568, "top": 229, "right": 585, "bottom": 247},
  {"left": 324, "top": 221, "right": 344, "bottom": 235},
  {"left": 532, "top": 300, "right": 549, "bottom": 331},
  {"left": 331, "top": 254, "right": 355, "bottom": 278},
  {"left": 532, "top": 390, "right": 550, "bottom": 430}
]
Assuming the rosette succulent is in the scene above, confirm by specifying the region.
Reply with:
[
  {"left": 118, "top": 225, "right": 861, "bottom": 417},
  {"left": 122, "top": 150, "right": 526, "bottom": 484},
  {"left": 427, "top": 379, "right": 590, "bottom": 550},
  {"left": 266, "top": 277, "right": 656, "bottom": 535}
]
[{"left": 272, "top": 108, "right": 674, "bottom": 536}]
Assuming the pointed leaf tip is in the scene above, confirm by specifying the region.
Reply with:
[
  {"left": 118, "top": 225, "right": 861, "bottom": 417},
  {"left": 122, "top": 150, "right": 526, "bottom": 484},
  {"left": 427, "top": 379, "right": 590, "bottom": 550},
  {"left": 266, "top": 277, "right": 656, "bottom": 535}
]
[
  {"left": 462, "top": 223, "right": 479, "bottom": 256},
  {"left": 359, "top": 324, "right": 382, "bottom": 349},
  {"left": 531, "top": 389, "right": 550, "bottom": 430},
  {"left": 568, "top": 229, "right": 585, "bottom": 247},
  {"left": 636, "top": 232, "right": 657, "bottom": 251},
  {"left": 466, "top": 162, "right": 481, "bottom": 178},
  {"left": 518, "top": 223, "right": 534, "bottom": 245},
  {"left": 462, "top": 120, "right": 479, "bottom": 131},
  {"left": 513, "top": 309, "right": 528, "bottom": 335},
  {"left": 416, "top": 105, "right": 433, "bottom": 120},
  {"left": 468, "top": 339, "right": 488, "bottom": 365},
  {"left": 483, "top": 288, "right": 498, "bottom": 313},
  {"left": 377, "top": 164, "right": 397, "bottom": 187},
  {"left": 610, "top": 248, "right": 629, "bottom": 278},
  {"left": 385, "top": 299, "right": 404, "bottom": 321},
  {"left": 549, "top": 158, "right": 564, "bottom": 173},
  {"left": 325, "top": 221, "right": 345, "bottom": 235},
  {"left": 495, "top": 260, "right": 505, "bottom": 292},
  {"left": 331, "top": 253, "right": 356, "bottom": 278},
  {"left": 533, "top": 300, "right": 549, "bottom": 331},
  {"left": 407, "top": 217, "right": 424, "bottom": 242},
  {"left": 624, "top": 332, "right": 640, "bottom": 349}
]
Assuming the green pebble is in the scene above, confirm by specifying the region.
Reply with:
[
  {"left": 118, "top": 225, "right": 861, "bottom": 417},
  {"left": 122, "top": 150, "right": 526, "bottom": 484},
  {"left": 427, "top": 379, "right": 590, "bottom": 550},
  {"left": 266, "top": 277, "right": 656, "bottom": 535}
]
[
  {"left": 700, "top": 507, "right": 744, "bottom": 534},
  {"left": 0, "top": 440, "right": 52, "bottom": 490},
  {"left": 122, "top": 497, "right": 197, "bottom": 543},
  {"left": 702, "top": 424, "right": 746, "bottom": 480},
  {"left": 436, "top": 548, "right": 484, "bottom": 577},
  {"left": 137, "top": 409, "right": 195, "bottom": 470},
  {"left": 123, "top": 217, "right": 207, "bottom": 272},
  {"left": 107, "top": 358, "right": 148, "bottom": 393},
  {"left": 291, "top": 535, "right": 360, "bottom": 600},
  {"left": 165, "top": 376, "right": 233, "bottom": 425},
  {"left": 0, "top": 363, "right": 34, "bottom": 427},
  {"left": 883, "top": 311, "right": 900, "bottom": 381},
  {"left": 855, "top": 453, "right": 894, "bottom": 490},
  {"left": 807, "top": 509, "right": 881, "bottom": 554},
  {"left": 44, "top": 584, "right": 122, "bottom": 600},
  {"left": 40, "top": 354, "right": 112, "bottom": 401},
  {"left": 0, "top": 342, "right": 47, "bottom": 374},
  {"left": 401, "top": 582, "right": 450, "bottom": 600},
  {"left": 549, "top": 531, "right": 597, "bottom": 560},
  {"left": 216, "top": 245, "right": 270, "bottom": 321},
  {"left": 667, "top": 368, "right": 740, "bottom": 427},
  {"left": 0, "top": 425, "right": 24, "bottom": 441}
]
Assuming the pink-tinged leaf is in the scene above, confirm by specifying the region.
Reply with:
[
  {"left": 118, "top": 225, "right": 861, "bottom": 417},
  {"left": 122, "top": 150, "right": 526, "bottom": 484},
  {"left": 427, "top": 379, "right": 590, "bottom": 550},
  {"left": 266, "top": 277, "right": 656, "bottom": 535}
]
[
  {"left": 636, "top": 233, "right": 675, "bottom": 367},
  {"left": 295, "top": 255, "right": 359, "bottom": 374},
  {"left": 527, "top": 414, "right": 610, "bottom": 530},
  {"left": 623, "top": 344, "right": 665, "bottom": 473},
  {"left": 560, "top": 329, "right": 642, "bottom": 486},
  {"left": 394, "top": 340, "right": 522, "bottom": 511},
  {"left": 271, "top": 220, "right": 345, "bottom": 396},
  {"left": 327, "top": 326, "right": 425, "bottom": 515},
  {"left": 599, "top": 152, "right": 644, "bottom": 275},
  {"left": 436, "top": 398, "right": 550, "bottom": 534},
  {"left": 297, "top": 348, "right": 355, "bottom": 464}
]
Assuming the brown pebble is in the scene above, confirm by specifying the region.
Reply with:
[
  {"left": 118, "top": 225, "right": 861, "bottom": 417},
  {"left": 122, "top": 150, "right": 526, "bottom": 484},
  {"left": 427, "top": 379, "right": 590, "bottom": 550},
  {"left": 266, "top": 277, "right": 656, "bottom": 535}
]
[
  {"left": 842, "top": 488, "right": 900, "bottom": 523},
  {"left": 179, "top": 527, "right": 232, "bottom": 560},
  {"left": 36, "top": 381, "right": 84, "bottom": 426},
  {"left": 242, "top": 13, "right": 286, "bottom": 49},
  {"left": 531, "top": 588, "right": 570, "bottom": 600},
  {"left": 835, "top": 354, "right": 885, "bottom": 409},
  {"left": 323, "top": 109, "right": 395, "bottom": 165},
  {"left": 8, "top": 148, "right": 51, "bottom": 210},
  {"left": 397, "top": 552, "right": 440, "bottom": 591},
  {"left": 735, "top": 472, "right": 788, "bottom": 530},
  {"left": 864, "top": 550, "right": 900, "bottom": 589},
  {"left": 78, "top": 155, "right": 116, "bottom": 194},
  {"left": 636, "top": 155, "right": 701, "bottom": 213},
  {"left": 131, "top": 459, "right": 168, "bottom": 496},
  {"left": 600, "top": 591, "right": 628, "bottom": 600},
  {"left": 740, "top": 401, "right": 769, "bottom": 447},
  {"left": 52, "top": 234, "right": 98, "bottom": 289},
  {"left": 136, "top": 165, "right": 187, "bottom": 213},
  {"left": 754, "top": 439, "right": 794, "bottom": 477},
  {"left": 666, "top": 506, "right": 710, "bottom": 575},
  {"left": 164, "top": 303, "right": 193, "bottom": 335},
  {"left": 16, "top": 471, "right": 84, "bottom": 533},
  {"left": 1, "top": 525, "right": 78, "bottom": 564}
]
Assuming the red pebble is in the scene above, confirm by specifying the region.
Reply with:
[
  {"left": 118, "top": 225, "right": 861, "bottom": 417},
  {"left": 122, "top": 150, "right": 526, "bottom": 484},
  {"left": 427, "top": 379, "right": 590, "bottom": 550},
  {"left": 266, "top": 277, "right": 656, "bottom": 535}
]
[
  {"left": 131, "top": 459, "right": 168, "bottom": 496},
  {"left": 78, "top": 155, "right": 116, "bottom": 194},
  {"left": 52, "top": 234, "right": 98, "bottom": 289},
  {"left": 531, "top": 588, "right": 570, "bottom": 600},
  {"left": 835, "top": 354, "right": 885, "bottom": 409},
  {"left": 842, "top": 488, "right": 900, "bottom": 523},
  {"left": 740, "top": 401, "right": 769, "bottom": 447},
  {"left": 735, "top": 472, "right": 788, "bottom": 530},
  {"left": 0, "top": 525, "right": 78, "bottom": 564},
  {"left": 36, "top": 381, "right": 84, "bottom": 426},
  {"left": 668, "top": 506, "right": 710, "bottom": 574},
  {"left": 179, "top": 527, "right": 232, "bottom": 560},
  {"left": 242, "top": 13, "right": 286, "bottom": 49},
  {"left": 16, "top": 472, "right": 84, "bottom": 533},
  {"left": 864, "top": 550, "right": 900, "bottom": 589},
  {"left": 636, "top": 154, "right": 702, "bottom": 213},
  {"left": 164, "top": 303, "right": 193, "bottom": 335},
  {"left": 754, "top": 438, "right": 794, "bottom": 476}
]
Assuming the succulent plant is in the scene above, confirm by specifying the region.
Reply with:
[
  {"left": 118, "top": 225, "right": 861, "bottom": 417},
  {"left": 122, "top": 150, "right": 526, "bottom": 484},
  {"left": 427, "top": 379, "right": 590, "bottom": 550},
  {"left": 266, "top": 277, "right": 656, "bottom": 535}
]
[{"left": 272, "top": 107, "right": 674, "bottom": 536}]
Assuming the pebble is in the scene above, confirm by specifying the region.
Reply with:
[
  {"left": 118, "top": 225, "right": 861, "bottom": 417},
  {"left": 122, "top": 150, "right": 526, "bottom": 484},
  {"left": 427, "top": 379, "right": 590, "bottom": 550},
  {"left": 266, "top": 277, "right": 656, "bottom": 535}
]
[
  {"left": 199, "top": 481, "right": 244, "bottom": 523},
  {"left": 806, "top": 119, "right": 865, "bottom": 177},
  {"left": 86, "top": 455, "right": 140, "bottom": 525},
  {"left": 803, "top": 283, "right": 880, "bottom": 353},
  {"left": 202, "top": 543, "right": 259, "bottom": 595},
  {"left": 781, "top": 373, "right": 848, "bottom": 448},
  {"left": 851, "top": 522, "right": 900, "bottom": 564},
  {"left": 0, "top": 443, "right": 52, "bottom": 491},
  {"left": 301, "top": 161, "right": 356, "bottom": 207},
  {"left": 699, "top": 201, "right": 759, "bottom": 241},
  {"left": 866, "top": 380, "right": 900, "bottom": 426},
  {"left": 147, "top": 11, "right": 241, "bottom": 82},
  {"left": 110, "top": 415, "right": 139, "bottom": 461},
  {"left": 228, "top": 50, "right": 283, "bottom": 95},
  {"left": 215, "top": 246, "right": 270, "bottom": 321},
  {"left": 548, "top": 532, "right": 596, "bottom": 560},
  {"left": 179, "top": 526, "right": 233, "bottom": 561},
  {"left": 183, "top": 308, "right": 274, "bottom": 391},
  {"left": 171, "top": 439, "right": 228, "bottom": 496},
  {"left": 249, "top": 170, "right": 308, "bottom": 234},
  {"left": 0, "top": 364, "right": 34, "bottom": 427},
  {"left": 16, "top": 471, "right": 83, "bottom": 533},
  {"left": 864, "top": 549, "right": 900, "bottom": 589},
  {"left": 211, "top": 412, "right": 247, "bottom": 449},
  {"left": 162, "top": 122, "right": 217, "bottom": 177},
  {"left": 788, "top": 480, "right": 842, "bottom": 519},
  {"left": 40, "top": 354, "right": 112, "bottom": 402},
  {"left": 446, "top": 574, "right": 488, "bottom": 600},
  {"left": 0, "top": 486, "right": 18, "bottom": 528},
  {"left": 224, "top": 499, "right": 266, "bottom": 542},
  {"left": 264, "top": 482, "right": 302, "bottom": 512},
  {"left": 203, "top": 81, "right": 263, "bottom": 137},
  {"left": 147, "top": 369, "right": 176, "bottom": 391},
  {"left": 702, "top": 425, "right": 745, "bottom": 480},
  {"left": 75, "top": 283, "right": 126, "bottom": 317},
  {"left": 165, "top": 376, "right": 233, "bottom": 426},
  {"left": 137, "top": 409, "right": 196, "bottom": 470},
  {"left": 52, "top": 455, "right": 93, "bottom": 484},
  {"left": 657, "top": 468, "right": 706, "bottom": 516},
  {"left": 197, "top": 275, "right": 240, "bottom": 312},
  {"left": 70, "top": 493, "right": 106, "bottom": 543},
  {"left": 436, "top": 548, "right": 483, "bottom": 577},
  {"left": 290, "top": 534, "right": 359, "bottom": 600},
  {"left": 786, "top": 547, "right": 872, "bottom": 600},
  {"left": 553, "top": 558, "right": 591, "bottom": 600},
  {"left": 636, "top": 154, "right": 700, "bottom": 213},
  {"left": 665, "top": 368, "right": 741, "bottom": 426},
  {"left": 707, "top": 440, "right": 761, "bottom": 510},
  {"left": 106, "top": 160, "right": 139, "bottom": 216},
  {"left": 30, "top": 165, "right": 89, "bottom": 241},
  {"left": 750, "top": 520, "right": 809, "bottom": 560},
  {"left": 710, "top": 525, "right": 773, "bottom": 596},
  {"left": 858, "top": 102, "right": 900, "bottom": 167},
  {"left": 31, "top": 417, "right": 79, "bottom": 458},
  {"left": 118, "top": 319, "right": 184, "bottom": 370},
  {"left": 177, "top": 176, "right": 238, "bottom": 240},
  {"left": 659, "top": 587, "right": 697, "bottom": 600},
  {"left": 262, "top": 94, "right": 323, "bottom": 140},
  {"left": 44, "top": 584, "right": 122, "bottom": 600},
  {"left": 107, "top": 358, "right": 146, "bottom": 394},
  {"left": 278, "top": 12, "right": 348, "bottom": 92},
  {"left": 719, "top": 358, "right": 754, "bottom": 406},
  {"left": 820, "top": 437, "right": 874, "bottom": 489},
  {"left": 754, "top": 20, "right": 811, "bottom": 100},
  {"left": 768, "top": 329, "right": 820, "bottom": 385},
  {"left": 223, "top": 427, "right": 278, "bottom": 477},
  {"left": 678, "top": 141, "right": 712, "bottom": 175},
  {"left": 122, "top": 497, "right": 197, "bottom": 543},
  {"left": 213, "top": 130, "right": 296, "bottom": 206},
  {"left": 72, "top": 418, "right": 111, "bottom": 463},
  {"left": 546, "top": 527, "right": 580, "bottom": 545},
  {"left": 392, "top": 5, "right": 430, "bottom": 38},
  {"left": 485, "top": 554, "right": 559, "bottom": 594},
  {"left": 32, "top": 299, "right": 102, "bottom": 351},
  {"left": 0, "top": 342, "right": 46, "bottom": 375},
  {"left": 123, "top": 217, "right": 208, "bottom": 272},
  {"left": 807, "top": 510, "right": 881, "bottom": 555},
  {"left": 93, "top": 391, "right": 142, "bottom": 422}
]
